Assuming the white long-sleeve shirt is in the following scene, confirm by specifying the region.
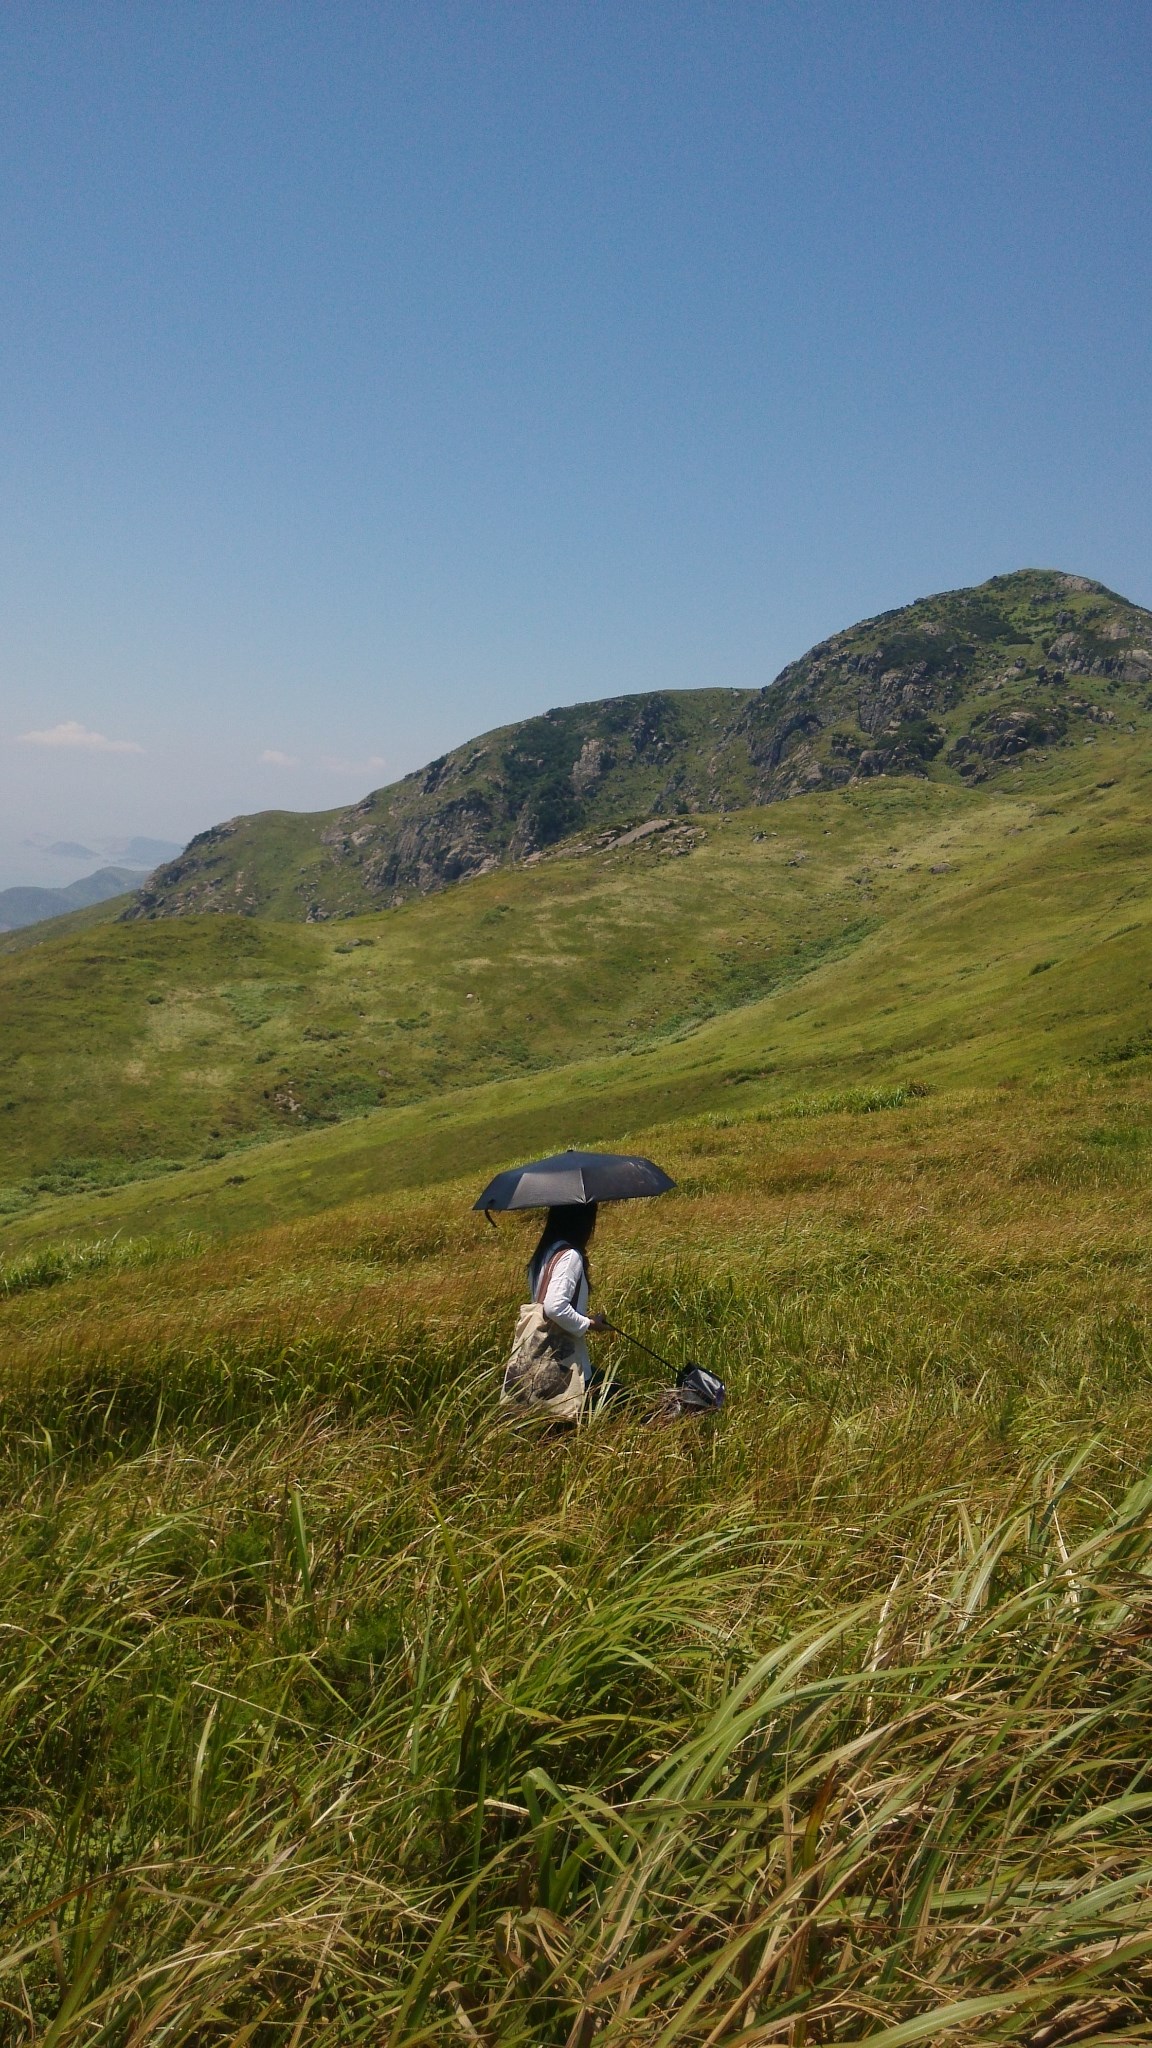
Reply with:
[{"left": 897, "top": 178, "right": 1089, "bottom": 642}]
[{"left": 527, "top": 1245, "right": 593, "bottom": 1384}]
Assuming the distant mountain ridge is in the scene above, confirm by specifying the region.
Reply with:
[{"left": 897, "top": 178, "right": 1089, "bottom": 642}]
[
  {"left": 127, "top": 569, "right": 1152, "bottom": 923},
  {"left": 34, "top": 837, "right": 183, "bottom": 865},
  {"left": 0, "top": 867, "right": 149, "bottom": 933}
]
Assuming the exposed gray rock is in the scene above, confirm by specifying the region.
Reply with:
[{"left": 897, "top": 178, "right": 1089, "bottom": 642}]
[{"left": 122, "top": 569, "right": 1152, "bottom": 922}]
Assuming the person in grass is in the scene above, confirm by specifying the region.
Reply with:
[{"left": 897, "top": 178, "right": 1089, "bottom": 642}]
[{"left": 527, "top": 1202, "right": 609, "bottom": 1390}]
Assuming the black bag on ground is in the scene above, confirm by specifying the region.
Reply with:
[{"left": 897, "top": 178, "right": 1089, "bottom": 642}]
[
  {"left": 675, "top": 1364, "right": 726, "bottom": 1410},
  {"left": 648, "top": 1363, "right": 726, "bottom": 1422}
]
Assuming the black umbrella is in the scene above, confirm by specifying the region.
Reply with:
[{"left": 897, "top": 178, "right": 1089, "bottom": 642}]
[{"left": 474, "top": 1147, "right": 675, "bottom": 1214}]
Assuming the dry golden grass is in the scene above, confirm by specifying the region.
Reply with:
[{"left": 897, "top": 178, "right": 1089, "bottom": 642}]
[{"left": 4, "top": 1075, "right": 1152, "bottom": 2042}]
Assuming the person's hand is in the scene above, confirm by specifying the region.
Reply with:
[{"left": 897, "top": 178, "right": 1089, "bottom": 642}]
[{"left": 587, "top": 1313, "right": 610, "bottom": 1332}]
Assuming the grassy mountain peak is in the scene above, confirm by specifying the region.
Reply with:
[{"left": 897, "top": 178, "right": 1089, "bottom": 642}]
[{"left": 127, "top": 568, "right": 1152, "bottom": 923}]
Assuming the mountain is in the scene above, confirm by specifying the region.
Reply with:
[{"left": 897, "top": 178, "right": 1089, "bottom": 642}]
[
  {"left": 28, "top": 836, "right": 182, "bottom": 864},
  {"left": 125, "top": 689, "right": 749, "bottom": 922},
  {"left": 126, "top": 569, "right": 1152, "bottom": 924},
  {"left": 107, "top": 837, "right": 185, "bottom": 866},
  {"left": 9, "top": 588, "right": 1152, "bottom": 2048},
  {"left": 3, "top": 709, "right": 1152, "bottom": 1213},
  {"left": 0, "top": 866, "right": 149, "bottom": 933}
]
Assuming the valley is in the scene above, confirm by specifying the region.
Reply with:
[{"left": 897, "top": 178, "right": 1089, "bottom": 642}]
[{"left": 3, "top": 726, "right": 1152, "bottom": 1241}]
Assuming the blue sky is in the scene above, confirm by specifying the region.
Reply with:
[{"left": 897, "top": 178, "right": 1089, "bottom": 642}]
[{"left": 2, "top": 1, "right": 1150, "bottom": 886}]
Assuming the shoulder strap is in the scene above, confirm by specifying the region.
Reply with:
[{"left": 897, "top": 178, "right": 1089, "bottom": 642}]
[{"left": 534, "top": 1244, "right": 573, "bottom": 1304}]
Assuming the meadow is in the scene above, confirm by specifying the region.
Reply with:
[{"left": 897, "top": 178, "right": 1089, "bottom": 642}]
[
  {"left": 5, "top": 732, "right": 1152, "bottom": 2040},
  {"left": 5, "top": 1068, "right": 1152, "bottom": 2044},
  {"left": 5, "top": 729, "right": 1152, "bottom": 1248},
  {"left": 1, "top": 773, "right": 971, "bottom": 1196}
]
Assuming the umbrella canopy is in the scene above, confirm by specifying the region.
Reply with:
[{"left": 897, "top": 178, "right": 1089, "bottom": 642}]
[{"left": 474, "top": 1147, "right": 675, "bottom": 1212}]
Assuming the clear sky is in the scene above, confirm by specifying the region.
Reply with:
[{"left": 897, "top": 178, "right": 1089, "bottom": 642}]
[{"left": 2, "top": 1, "right": 1150, "bottom": 888}]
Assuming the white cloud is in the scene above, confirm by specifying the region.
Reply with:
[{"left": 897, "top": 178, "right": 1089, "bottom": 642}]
[
  {"left": 259, "top": 749, "right": 300, "bottom": 767},
  {"left": 17, "top": 720, "right": 144, "bottom": 754},
  {"left": 321, "top": 753, "right": 388, "bottom": 776}
]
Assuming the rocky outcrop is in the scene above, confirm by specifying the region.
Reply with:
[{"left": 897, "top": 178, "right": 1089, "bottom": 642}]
[
  {"left": 948, "top": 706, "right": 1069, "bottom": 779},
  {"left": 125, "top": 570, "right": 1152, "bottom": 922},
  {"left": 129, "top": 822, "right": 253, "bottom": 918}
]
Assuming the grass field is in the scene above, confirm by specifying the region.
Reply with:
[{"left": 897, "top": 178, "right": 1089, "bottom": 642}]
[
  {"left": 5, "top": 1068, "right": 1152, "bottom": 2042},
  {"left": 3, "top": 772, "right": 968, "bottom": 1196},
  {"left": 4, "top": 732, "right": 1152, "bottom": 1248},
  {"left": 5, "top": 739, "right": 1152, "bottom": 2041}
]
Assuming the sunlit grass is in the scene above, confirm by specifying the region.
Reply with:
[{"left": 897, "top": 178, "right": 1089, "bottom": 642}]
[
  {"left": 5, "top": 730, "right": 1152, "bottom": 1250},
  {"left": 0, "top": 1234, "right": 204, "bottom": 1298},
  {"left": 3, "top": 1076, "right": 1152, "bottom": 2040}
]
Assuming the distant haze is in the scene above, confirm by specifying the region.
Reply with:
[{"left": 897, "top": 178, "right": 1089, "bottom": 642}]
[
  {"left": 6, "top": 835, "right": 185, "bottom": 894},
  {"left": 0, "top": 866, "right": 150, "bottom": 932}
]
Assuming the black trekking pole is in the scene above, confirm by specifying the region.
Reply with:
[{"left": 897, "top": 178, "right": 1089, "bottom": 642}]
[
  {"left": 603, "top": 1322, "right": 726, "bottom": 1411},
  {"left": 605, "top": 1321, "right": 688, "bottom": 1373}
]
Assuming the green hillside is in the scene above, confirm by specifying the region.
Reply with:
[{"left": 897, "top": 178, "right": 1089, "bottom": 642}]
[
  {"left": 128, "top": 689, "right": 749, "bottom": 920},
  {"left": 7, "top": 970, "right": 1152, "bottom": 2039},
  {"left": 5, "top": 719, "right": 1152, "bottom": 1244},
  {"left": 8, "top": 582, "right": 1152, "bottom": 2042},
  {"left": 0, "top": 889, "right": 133, "bottom": 955},
  {"left": 9, "top": 566, "right": 1149, "bottom": 1244},
  {"left": 0, "top": 782, "right": 930, "bottom": 1204},
  {"left": 127, "top": 568, "right": 1152, "bottom": 920}
]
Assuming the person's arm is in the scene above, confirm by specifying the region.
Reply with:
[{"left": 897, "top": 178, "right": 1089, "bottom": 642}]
[{"left": 540, "top": 1250, "right": 594, "bottom": 1336}]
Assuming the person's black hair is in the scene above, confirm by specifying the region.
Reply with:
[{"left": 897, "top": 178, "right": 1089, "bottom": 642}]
[{"left": 530, "top": 1202, "right": 598, "bottom": 1282}]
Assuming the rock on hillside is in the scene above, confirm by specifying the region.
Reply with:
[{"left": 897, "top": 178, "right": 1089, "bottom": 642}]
[
  {"left": 722, "top": 568, "right": 1152, "bottom": 796},
  {"left": 127, "top": 570, "right": 1152, "bottom": 922},
  {"left": 126, "top": 690, "right": 752, "bottom": 922}
]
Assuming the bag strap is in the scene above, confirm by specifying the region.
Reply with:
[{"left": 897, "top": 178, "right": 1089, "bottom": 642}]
[{"left": 534, "top": 1244, "right": 573, "bottom": 1305}]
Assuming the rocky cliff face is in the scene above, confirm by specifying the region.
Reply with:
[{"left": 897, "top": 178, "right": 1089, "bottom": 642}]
[
  {"left": 126, "top": 570, "right": 1152, "bottom": 922},
  {"left": 321, "top": 687, "right": 747, "bottom": 903},
  {"left": 707, "top": 570, "right": 1152, "bottom": 803}
]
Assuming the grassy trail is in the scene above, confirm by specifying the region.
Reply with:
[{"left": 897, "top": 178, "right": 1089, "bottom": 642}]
[{"left": 4, "top": 1077, "right": 1152, "bottom": 2040}]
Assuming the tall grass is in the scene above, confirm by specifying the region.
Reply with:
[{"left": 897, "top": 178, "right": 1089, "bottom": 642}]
[
  {"left": 4, "top": 1082, "right": 1152, "bottom": 2041},
  {"left": 0, "top": 1234, "right": 202, "bottom": 1299}
]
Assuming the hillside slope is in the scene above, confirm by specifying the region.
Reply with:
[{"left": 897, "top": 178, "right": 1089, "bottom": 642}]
[
  {"left": 127, "top": 689, "right": 749, "bottom": 920},
  {"left": 9, "top": 1036, "right": 1152, "bottom": 2040},
  {"left": 127, "top": 568, "right": 1152, "bottom": 920},
  {"left": 0, "top": 778, "right": 953, "bottom": 1198},
  {"left": 9, "top": 591, "right": 1152, "bottom": 2045},
  {"left": 6, "top": 724, "right": 1152, "bottom": 1242}
]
